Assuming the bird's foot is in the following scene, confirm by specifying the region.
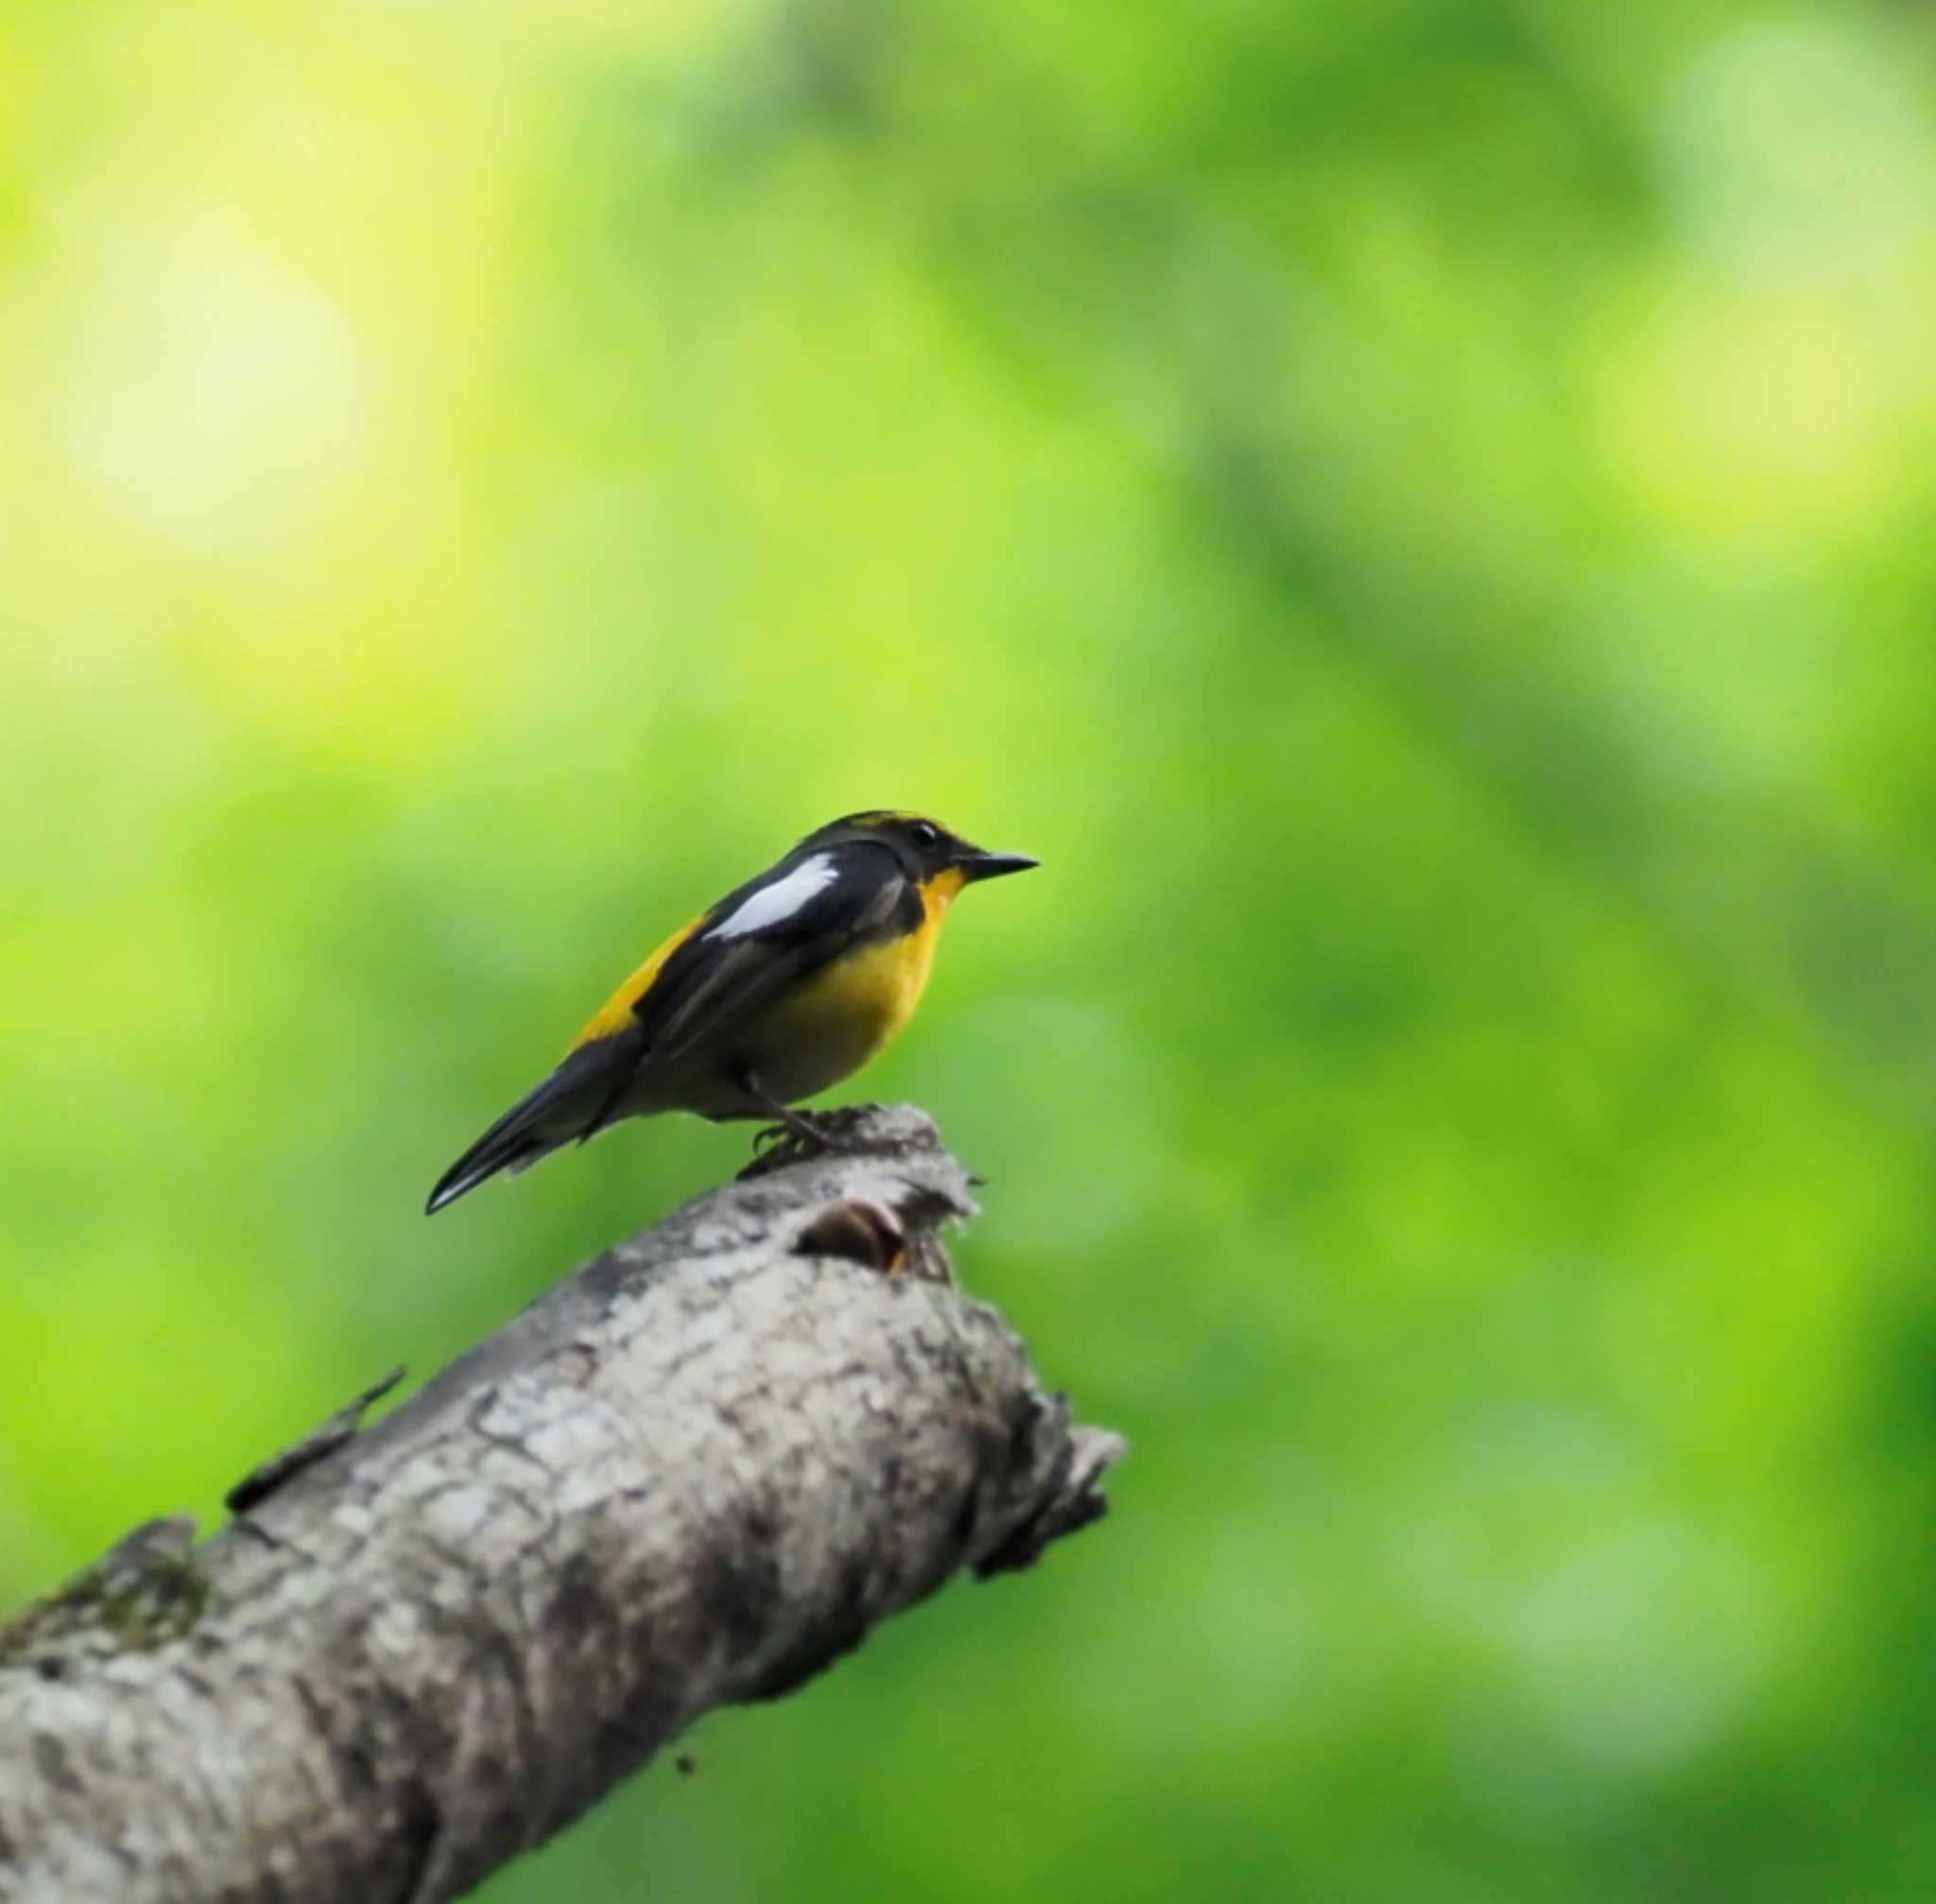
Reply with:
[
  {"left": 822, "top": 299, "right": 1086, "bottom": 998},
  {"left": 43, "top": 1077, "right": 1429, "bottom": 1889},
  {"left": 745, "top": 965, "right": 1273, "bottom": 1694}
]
[
  {"left": 738, "top": 1103, "right": 890, "bottom": 1179},
  {"left": 740, "top": 1115, "right": 829, "bottom": 1182},
  {"left": 752, "top": 1119, "right": 820, "bottom": 1159}
]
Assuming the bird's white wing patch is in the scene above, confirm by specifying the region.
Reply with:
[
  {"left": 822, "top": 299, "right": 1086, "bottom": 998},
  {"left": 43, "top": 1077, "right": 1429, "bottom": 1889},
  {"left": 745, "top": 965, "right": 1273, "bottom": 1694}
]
[{"left": 703, "top": 853, "right": 838, "bottom": 941}]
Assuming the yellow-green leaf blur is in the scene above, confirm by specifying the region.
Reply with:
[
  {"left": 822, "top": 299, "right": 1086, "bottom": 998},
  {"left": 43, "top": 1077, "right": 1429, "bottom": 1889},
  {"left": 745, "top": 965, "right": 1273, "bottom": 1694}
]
[{"left": 5, "top": 2, "right": 1935, "bottom": 1898}]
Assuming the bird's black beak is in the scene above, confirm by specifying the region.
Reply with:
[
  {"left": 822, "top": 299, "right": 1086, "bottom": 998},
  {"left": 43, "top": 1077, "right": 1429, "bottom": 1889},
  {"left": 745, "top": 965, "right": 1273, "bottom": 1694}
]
[{"left": 958, "top": 848, "right": 1040, "bottom": 882}]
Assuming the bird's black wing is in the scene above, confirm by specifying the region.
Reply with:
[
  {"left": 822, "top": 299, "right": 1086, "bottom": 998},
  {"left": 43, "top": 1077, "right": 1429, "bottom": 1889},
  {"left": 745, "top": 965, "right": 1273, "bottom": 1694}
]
[{"left": 629, "top": 838, "right": 912, "bottom": 1070}]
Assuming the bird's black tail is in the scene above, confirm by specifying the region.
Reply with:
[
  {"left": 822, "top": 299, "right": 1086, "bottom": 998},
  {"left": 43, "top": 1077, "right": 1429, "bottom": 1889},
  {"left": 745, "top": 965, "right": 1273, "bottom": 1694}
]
[
  {"left": 425, "top": 1033, "right": 640, "bottom": 1213},
  {"left": 424, "top": 1130, "right": 545, "bottom": 1214}
]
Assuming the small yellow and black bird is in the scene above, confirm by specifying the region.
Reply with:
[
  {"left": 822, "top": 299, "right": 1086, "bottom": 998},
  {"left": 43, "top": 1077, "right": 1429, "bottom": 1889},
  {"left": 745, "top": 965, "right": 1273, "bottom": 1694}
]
[{"left": 426, "top": 810, "right": 1037, "bottom": 1213}]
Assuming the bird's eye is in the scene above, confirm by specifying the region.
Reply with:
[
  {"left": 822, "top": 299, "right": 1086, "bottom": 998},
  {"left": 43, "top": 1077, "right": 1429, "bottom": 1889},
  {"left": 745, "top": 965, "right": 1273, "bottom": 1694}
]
[{"left": 910, "top": 821, "right": 941, "bottom": 851}]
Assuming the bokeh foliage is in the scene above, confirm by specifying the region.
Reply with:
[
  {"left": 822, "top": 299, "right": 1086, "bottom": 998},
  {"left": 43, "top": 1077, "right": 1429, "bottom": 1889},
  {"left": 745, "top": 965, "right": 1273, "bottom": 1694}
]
[{"left": 6, "top": 1, "right": 1936, "bottom": 1896}]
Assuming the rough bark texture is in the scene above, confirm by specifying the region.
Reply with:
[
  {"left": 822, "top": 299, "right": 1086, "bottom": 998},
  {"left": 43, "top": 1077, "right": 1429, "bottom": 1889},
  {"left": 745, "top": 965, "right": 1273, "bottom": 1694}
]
[{"left": 0, "top": 1105, "right": 1124, "bottom": 1904}]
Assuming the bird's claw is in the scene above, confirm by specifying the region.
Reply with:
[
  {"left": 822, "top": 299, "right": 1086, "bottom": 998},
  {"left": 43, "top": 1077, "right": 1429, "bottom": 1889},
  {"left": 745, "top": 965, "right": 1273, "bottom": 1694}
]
[
  {"left": 738, "top": 1104, "right": 902, "bottom": 1182},
  {"left": 750, "top": 1119, "right": 831, "bottom": 1164}
]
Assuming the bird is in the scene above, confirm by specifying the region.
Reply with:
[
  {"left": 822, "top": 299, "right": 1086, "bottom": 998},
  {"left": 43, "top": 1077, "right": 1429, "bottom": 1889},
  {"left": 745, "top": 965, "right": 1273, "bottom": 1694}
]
[{"left": 425, "top": 810, "right": 1038, "bottom": 1213}]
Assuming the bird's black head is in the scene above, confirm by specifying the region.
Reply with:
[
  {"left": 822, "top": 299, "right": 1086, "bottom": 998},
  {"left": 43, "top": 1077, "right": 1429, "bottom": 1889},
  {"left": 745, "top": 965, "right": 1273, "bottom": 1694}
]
[{"left": 807, "top": 810, "right": 1039, "bottom": 886}]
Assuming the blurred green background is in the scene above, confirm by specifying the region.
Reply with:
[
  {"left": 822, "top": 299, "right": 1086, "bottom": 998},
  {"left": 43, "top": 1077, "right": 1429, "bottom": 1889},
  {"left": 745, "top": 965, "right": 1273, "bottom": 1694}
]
[{"left": 5, "top": 0, "right": 1936, "bottom": 1896}]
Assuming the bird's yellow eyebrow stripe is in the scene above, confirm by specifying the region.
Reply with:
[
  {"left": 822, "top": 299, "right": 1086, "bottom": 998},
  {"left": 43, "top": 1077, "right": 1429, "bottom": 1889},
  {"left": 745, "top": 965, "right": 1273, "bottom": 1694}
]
[{"left": 569, "top": 914, "right": 703, "bottom": 1052}]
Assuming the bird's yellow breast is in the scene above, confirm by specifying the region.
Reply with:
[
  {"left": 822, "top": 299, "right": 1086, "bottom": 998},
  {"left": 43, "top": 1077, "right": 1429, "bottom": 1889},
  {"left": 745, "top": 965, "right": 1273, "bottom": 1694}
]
[
  {"left": 773, "top": 872, "right": 958, "bottom": 1047},
  {"left": 742, "top": 868, "right": 964, "bottom": 1092}
]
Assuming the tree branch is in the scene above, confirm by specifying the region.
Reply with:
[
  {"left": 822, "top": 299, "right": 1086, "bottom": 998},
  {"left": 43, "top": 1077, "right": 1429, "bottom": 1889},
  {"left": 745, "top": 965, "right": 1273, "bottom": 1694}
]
[{"left": 0, "top": 1105, "right": 1125, "bottom": 1904}]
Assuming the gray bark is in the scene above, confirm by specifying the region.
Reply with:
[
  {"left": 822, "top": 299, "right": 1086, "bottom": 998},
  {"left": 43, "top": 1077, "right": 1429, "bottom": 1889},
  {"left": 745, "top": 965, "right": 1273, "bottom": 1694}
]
[{"left": 0, "top": 1105, "right": 1125, "bottom": 1904}]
